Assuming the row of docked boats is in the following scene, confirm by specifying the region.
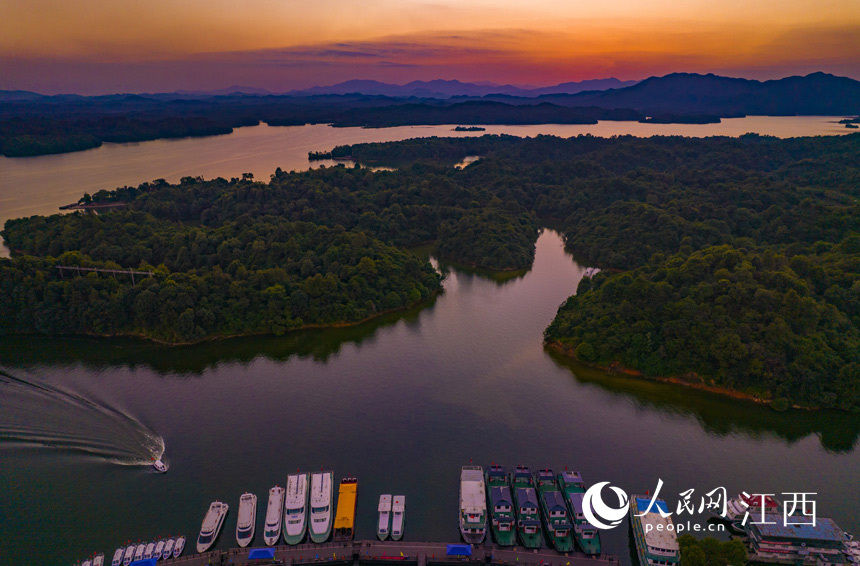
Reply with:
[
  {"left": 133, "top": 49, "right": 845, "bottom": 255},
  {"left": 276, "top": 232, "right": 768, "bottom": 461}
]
[
  {"left": 458, "top": 465, "right": 601, "bottom": 555},
  {"left": 107, "top": 536, "right": 186, "bottom": 566}
]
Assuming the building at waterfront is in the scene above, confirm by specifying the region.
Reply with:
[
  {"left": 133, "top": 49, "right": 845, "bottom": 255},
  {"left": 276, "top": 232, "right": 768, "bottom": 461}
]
[{"left": 748, "top": 516, "right": 847, "bottom": 565}]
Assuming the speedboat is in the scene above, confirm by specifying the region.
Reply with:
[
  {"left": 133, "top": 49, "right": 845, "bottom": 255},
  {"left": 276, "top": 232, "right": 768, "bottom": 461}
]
[
  {"left": 161, "top": 538, "right": 175, "bottom": 560},
  {"left": 236, "top": 492, "right": 258, "bottom": 547},
  {"left": 284, "top": 473, "right": 309, "bottom": 545},
  {"left": 143, "top": 542, "right": 155, "bottom": 559},
  {"left": 309, "top": 471, "right": 334, "bottom": 543},
  {"left": 391, "top": 495, "right": 406, "bottom": 541},
  {"left": 153, "top": 540, "right": 165, "bottom": 559},
  {"left": 82, "top": 559, "right": 92, "bottom": 566},
  {"left": 133, "top": 544, "right": 145, "bottom": 562},
  {"left": 377, "top": 494, "right": 392, "bottom": 540},
  {"left": 197, "top": 501, "right": 229, "bottom": 553},
  {"left": 264, "top": 486, "right": 286, "bottom": 545},
  {"left": 152, "top": 459, "right": 168, "bottom": 473},
  {"left": 122, "top": 545, "right": 135, "bottom": 566},
  {"left": 111, "top": 548, "right": 123, "bottom": 566},
  {"left": 93, "top": 553, "right": 104, "bottom": 566},
  {"left": 173, "top": 535, "right": 185, "bottom": 558}
]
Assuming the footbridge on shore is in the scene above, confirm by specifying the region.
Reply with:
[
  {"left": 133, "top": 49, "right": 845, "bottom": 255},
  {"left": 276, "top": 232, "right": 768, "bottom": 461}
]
[{"left": 159, "top": 540, "right": 621, "bottom": 566}]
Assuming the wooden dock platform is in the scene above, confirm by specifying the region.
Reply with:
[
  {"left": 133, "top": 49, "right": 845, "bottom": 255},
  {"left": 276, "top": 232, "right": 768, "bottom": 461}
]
[{"left": 158, "top": 540, "right": 621, "bottom": 566}]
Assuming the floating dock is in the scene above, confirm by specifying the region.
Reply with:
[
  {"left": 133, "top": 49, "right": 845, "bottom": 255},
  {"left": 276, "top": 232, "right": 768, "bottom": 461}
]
[{"left": 152, "top": 540, "right": 621, "bottom": 566}]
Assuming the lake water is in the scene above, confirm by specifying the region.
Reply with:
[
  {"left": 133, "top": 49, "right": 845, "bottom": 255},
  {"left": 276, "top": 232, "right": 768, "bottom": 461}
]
[
  {"left": 0, "top": 231, "right": 857, "bottom": 565},
  {"left": 0, "top": 117, "right": 857, "bottom": 564},
  {"left": 0, "top": 116, "right": 851, "bottom": 256}
]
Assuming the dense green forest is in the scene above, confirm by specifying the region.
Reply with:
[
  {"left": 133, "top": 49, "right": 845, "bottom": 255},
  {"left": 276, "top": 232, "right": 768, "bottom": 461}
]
[{"left": 2, "top": 133, "right": 857, "bottom": 409}]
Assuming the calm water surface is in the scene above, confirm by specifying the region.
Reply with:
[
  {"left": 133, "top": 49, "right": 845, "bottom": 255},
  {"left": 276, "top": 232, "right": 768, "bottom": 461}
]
[
  {"left": 0, "top": 117, "right": 851, "bottom": 255},
  {"left": 0, "top": 231, "right": 857, "bottom": 565}
]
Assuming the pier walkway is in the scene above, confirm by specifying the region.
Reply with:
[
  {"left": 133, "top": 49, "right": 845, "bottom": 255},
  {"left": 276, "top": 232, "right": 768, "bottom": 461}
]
[{"left": 159, "top": 541, "right": 621, "bottom": 566}]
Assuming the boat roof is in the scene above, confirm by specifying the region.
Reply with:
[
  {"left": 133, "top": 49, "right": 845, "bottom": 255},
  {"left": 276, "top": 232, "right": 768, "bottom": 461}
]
[
  {"left": 640, "top": 513, "right": 679, "bottom": 551},
  {"left": 635, "top": 497, "right": 670, "bottom": 514},
  {"left": 559, "top": 470, "right": 584, "bottom": 486},
  {"left": 310, "top": 472, "right": 332, "bottom": 505},
  {"left": 740, "top": 493, "right": 779, "bottom": 509},
  {"left": 333, "top": 479, "right": 357, "bottom": 529},
  {"left": 238, "top": 494, "right": 256, "bottom": 525},
  {"left": 516, "top": 487, "right": 538, "bottom": 507},
  {"left": 491, "top": 486, "right": 512, "bottom": 506},
  {"left": 487, "top": 465, "right": 507, "bottom": 478},
  {"left": 568, "top": 492, "right": 585, "bottom": 512},
  {"left": 543, "top": 491, "right": 567, "bottom": 511},
  {"left": 378, "top": 494, "right": 392, "bottom": 512},
  {"left": 461, "top": 473, "right": 487, "bottom": 512},
  {"left": 751, "top": 516, "right": 844, "bottom": 542},
  {"left": 201, "top": 502, "right": 225, "bottom": 531},
  {"left": 287, "top": 473, "right": 308, "bottom": 505},
  {"left": 392, "top": 496, "right": 405, "bottom": 511}
]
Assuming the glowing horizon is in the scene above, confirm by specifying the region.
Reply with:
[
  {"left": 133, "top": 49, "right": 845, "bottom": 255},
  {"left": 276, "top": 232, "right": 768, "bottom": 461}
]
[{"left": 1, "top": 0, "right": 858, "bottom": 94}]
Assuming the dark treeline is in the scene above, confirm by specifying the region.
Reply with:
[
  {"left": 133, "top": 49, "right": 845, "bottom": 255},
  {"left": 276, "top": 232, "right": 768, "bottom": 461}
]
[{"left": 2, "top": 133, "right": 857, "bottom": 409}]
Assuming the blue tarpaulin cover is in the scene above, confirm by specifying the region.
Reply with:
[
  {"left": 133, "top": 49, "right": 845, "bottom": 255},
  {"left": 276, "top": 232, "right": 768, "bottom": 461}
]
[
  {"left": 248, "top": 547, "right": 277, "bottom": 560},
  {"left": 130, "top": 560, "right": 158, "bottom": 566},
  {"left": 447, "top": 544, "right": 472, "bottom": 556},
  {"left": 636, "top": 497, "right": 670, "bottom": 514}
]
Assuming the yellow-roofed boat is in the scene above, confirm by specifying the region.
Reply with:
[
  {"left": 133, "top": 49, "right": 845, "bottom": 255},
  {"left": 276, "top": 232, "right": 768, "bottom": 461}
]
[{"left": 333, "top": 477, "right": 358, "bottom": 541}]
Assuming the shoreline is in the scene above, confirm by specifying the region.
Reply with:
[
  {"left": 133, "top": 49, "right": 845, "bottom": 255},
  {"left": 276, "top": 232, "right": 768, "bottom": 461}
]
[{"left": 544, "top": 340, "right": 824, "bottom": 411}]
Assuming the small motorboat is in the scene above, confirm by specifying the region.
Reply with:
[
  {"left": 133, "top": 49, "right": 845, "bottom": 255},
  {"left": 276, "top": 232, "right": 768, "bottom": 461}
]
[
  {"left": 93, "top": 553, "right": 104, "bottom": 566},
  {"left": 133, "top": 544, "right": 145, "bottom": 562},
  {"left": 173, "top": 535, "right": 186, "bottom": 558},
  {"left": 153, "top": 540, "right": 165, "bottom": 559},
  {"left": 122, "top": 545, "right": 135, "bottom": 566},
  {"left": 162, "top": 538, "right": 175, "bottom": 560},
  {"left": 143, "top": 542, "right": 155, "bottom": 559},
  {"left": 81, "top": 559, "right": 92, "bottom": 566},
  {"left": 111, "top": 548, "right": 123, "bottom": 566},
  {"left": 153, "top": 459, "right": 168, "bottom": 473}
]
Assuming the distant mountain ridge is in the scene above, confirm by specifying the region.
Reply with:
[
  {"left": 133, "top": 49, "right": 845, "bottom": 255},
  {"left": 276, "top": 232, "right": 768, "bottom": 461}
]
[{"left": 288, "top": 78, "right": 638, "bottom": 98}]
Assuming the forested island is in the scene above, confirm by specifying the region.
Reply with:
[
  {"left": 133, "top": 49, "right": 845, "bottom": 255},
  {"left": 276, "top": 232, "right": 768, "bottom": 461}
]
[{"left": 2, "top": 133, "right": 858, "bottom": 410}]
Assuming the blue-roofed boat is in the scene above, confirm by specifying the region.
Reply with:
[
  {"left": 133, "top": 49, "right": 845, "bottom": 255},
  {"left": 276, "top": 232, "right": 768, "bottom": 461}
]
[
  {"left": 510, "top": 465, "right": 542, "bottom": 549},
  {"left": 629, "top": 495, "right": 679, "bottom": 566},
  {"left": 535, "top": 469, "right": 574, "bottom": 552},
  {"left": 485, "top": 465, "right": 515, "bottom": 546},
  {"left": 558, "top": 470, "right": 601, "bottom": 556}
]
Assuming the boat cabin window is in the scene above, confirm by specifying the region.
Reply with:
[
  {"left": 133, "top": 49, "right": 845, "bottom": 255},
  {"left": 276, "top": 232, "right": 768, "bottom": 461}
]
[
  {"left": 197, "top": 533, "right": 213, "bottom": 544},
  {"left": 312, "top": 505, "right": 329, "bottom": 513},
  {"left": 287, "top": 507, "right": 304, "bottom": 514}
]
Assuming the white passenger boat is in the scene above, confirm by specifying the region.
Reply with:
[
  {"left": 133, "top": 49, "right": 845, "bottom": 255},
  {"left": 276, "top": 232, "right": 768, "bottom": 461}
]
[
  {"left": 162, "top": 538, "right": 175, "bottom": 560},
  {"left": 236, "top": 492, "right": 258, "bottom": 547},
  {"left": 122, "top": 545, "right": 135, "bottom": 566},
  {"left": 459, "top": 466, "right": 487, "bottom": 543},
  {"left": 153, "top": 540, "right": 165, "bottom": 559},
  {"left": 174, "top": 535, "right": 185, "bottom": 557},
  {"left": 82, "top": 559, "right": 92, "bottom": 566},
  {"left": 111, "top": 548, "right": 123, "bottom": 566},
  {"left": 133, "top": 544, "right": 145, "bottom": 562},
  {"left": 377, "top": 494, "right": 392, "bottom": 540},
  {"left": 93, "top": 553, "right": 104, "bottom": 566},
  {"left": 391, "top": 495, "right": 406, "bottom": 541},
  {"left": 143, "top": 542, "right": 155, "bottom": 559},
  {"left": 309, "top": 471, "right": 334, "bottom": 543},
  {"left": 264, "top": 486, "right": 286, "bottom": 546},
  {"left": 196, "top": 501, "right": 229, "bottom": 553},
  {"left": 284, "top": 473, "right": 310, "bottom": 545}
]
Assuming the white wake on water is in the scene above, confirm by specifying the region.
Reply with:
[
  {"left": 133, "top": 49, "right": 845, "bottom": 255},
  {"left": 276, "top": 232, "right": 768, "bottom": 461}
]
[{"left": 0, "top": 368, "right": 165, "bottom": 466}]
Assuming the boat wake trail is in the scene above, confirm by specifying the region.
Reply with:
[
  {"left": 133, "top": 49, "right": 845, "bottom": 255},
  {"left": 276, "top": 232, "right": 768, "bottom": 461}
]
[{"left": 0, "top": 368, "right": 164, "bottom": 466}]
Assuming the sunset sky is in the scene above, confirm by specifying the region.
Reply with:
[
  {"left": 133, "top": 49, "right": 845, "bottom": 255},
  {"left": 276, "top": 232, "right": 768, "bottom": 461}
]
[{"left": 2, "top": 0, "right": 859, "bottom": 94}]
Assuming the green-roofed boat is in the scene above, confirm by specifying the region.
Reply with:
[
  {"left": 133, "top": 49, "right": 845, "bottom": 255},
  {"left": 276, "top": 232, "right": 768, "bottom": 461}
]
[
  {"left": 535, "top": 468, "right": 574, "bottom": 552},
  {"left": 557, "top": 470, "right": 601, "bottom": 556},
  {"left": 510, "top": 465, "right": 542, "bottom": 549},
  {"left": 485, "top": 465, "right": 516, "bottom": 546}
]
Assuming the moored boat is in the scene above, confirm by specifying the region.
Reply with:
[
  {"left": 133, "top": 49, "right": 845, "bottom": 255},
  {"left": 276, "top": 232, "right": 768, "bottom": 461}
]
[
  {"left": 236, "top": 492, "right": 258, "bottom": 547},
  {"left": 264, "top": 486, "right": 286, "bottom": 546},
  {"left": 121, "top": 545, "right": 135, "bottom": 566},
  {"left": 143, "top": 542, "right": 155, "bottom": 560},
  {"left": 133, "top": 544, "right": 145, "bottom": 562},
  {"left": 162, "top": 538, "right": 175, "bottom": 560},
  {"left": 535, "top": 469, "right": 574, "bottom": 552},
  {"left": 309, "top": 471, "right": 334, "bottom": 543},
  {"left": 285, "top": 472, "right": 310, "bottom": 544},
  {"left": 93, "top": 553, "right": 104, "bottom": 566},
  {"left": 486, "top": 465, "right": 515, "bottom": 546},
  {"left": 377, "top": 494, "right": 392, "bottom": 540},
  {"left": 82, "top": 559, "right": 92, "bottom": 566},
  {"left": 511, "top": 465, "right": 542, "bottom": 549},
  {"left": 724, "top": 492, "right": 780, "bottom": 521},
  {"left": 111, "top": 548, "right": 123, "bottom": 566},
  {"left": 173, "top": 535, "right": 185, "bottom": 558},
  {"left": 196, "top": 500, "right": 229, "bottom": 553},
  {"left": 333, "top": 477, "right": 358, "bottom": 541},
  {"left": 459, "top": 465, "right": 487, "bottom": 544},
  {"left": 153, "top": 540, "right": 165, "bottom": 559},
  {"left": 558, "top": 470, "right": 601, "bottom": 555},
  {"left": 391, "top": 495, "right": 406, "bottom": 541},
  {"left": 629, "top": 495, "right": 680, "bottom": 566}
]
